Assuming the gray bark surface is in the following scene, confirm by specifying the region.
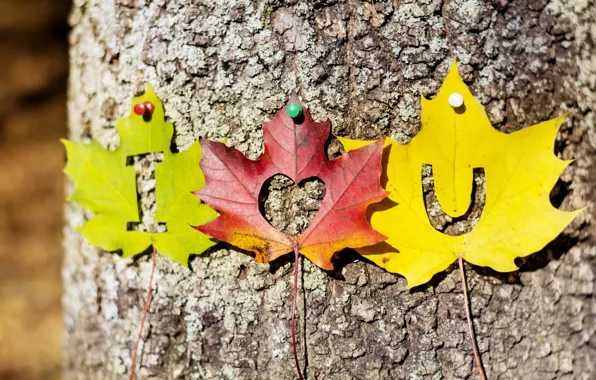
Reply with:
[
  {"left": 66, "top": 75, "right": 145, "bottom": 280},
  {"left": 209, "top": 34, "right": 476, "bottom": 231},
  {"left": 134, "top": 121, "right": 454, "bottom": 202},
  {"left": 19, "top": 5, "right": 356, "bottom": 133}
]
[{"left": 65, "top": 1, "right": 595, "bottom": 379}]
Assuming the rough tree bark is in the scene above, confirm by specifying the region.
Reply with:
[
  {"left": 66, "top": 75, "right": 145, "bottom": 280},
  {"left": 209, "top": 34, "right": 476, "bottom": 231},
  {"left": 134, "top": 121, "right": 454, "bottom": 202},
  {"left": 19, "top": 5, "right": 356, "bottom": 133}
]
[{"left": 64, "top": 1, "right": 595, "bottom": 379}]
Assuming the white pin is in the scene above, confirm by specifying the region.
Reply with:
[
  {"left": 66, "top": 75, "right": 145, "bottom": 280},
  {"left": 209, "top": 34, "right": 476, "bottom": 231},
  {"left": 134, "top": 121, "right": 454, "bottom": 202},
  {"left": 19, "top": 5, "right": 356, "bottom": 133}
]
[{"left": 448, "top": 92, "right": 464, "bottom": 108}]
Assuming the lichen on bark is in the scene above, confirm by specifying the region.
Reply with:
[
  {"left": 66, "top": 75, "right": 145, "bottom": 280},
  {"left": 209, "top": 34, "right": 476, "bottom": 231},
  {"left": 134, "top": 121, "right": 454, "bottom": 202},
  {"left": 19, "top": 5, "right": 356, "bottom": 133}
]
[{"left": 65, "top": 1, "right": 595, "bottom": 379}]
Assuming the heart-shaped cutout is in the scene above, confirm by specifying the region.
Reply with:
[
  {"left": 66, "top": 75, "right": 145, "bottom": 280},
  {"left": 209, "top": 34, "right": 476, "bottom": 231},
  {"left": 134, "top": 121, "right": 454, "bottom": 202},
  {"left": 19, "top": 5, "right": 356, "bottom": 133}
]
[{"left": 259, "top": 174, "right": 326, "bottom": 237}]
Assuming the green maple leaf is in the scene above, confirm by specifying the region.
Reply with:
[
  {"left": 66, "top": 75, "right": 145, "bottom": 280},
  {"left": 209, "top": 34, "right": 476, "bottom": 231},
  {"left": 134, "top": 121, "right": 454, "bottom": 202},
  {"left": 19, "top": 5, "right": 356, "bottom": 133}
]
[{"left": 63, "top": 85, "right": 217, "bottom": 265}]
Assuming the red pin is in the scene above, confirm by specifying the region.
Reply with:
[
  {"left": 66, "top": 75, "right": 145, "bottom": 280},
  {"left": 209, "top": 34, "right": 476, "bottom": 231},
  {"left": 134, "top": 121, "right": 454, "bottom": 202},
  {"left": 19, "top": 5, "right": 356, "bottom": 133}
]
[
  {"left": 144, "top": 101, "right": 155, "bottom": 115},
  {"left": 133, "top": 103, "right": 146, "bottom": 116}
]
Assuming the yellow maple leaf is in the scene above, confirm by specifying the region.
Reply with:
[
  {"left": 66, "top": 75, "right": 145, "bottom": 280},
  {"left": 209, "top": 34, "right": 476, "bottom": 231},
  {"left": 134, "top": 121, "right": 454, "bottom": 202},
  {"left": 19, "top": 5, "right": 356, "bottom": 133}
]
[{"left": 340, "top": 62, "right": 584, "bottom": 288}]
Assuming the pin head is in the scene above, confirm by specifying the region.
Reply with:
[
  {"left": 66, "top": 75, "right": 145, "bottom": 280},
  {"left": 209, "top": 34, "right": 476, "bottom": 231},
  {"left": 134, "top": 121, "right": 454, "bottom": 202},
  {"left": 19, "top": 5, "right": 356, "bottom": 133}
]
[
  {"left": 133, "top": 103, "right": 146, "bottom": 116},
  {"left": 133, "top": 101, "right": 155, "bottom": 118},
  {"left": 286, "top": 103, "right": 303, "bottom": 119},
  {"left": 144, "top": 101, "right": 155, "bottom": 115},
  {"left": 448, "top": 92, "right": 464, "bottom": 108}
]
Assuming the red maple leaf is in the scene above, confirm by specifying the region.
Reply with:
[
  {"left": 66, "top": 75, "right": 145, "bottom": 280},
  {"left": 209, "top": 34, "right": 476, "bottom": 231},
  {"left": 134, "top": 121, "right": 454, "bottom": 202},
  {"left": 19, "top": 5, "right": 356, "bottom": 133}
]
[{"left": 195, "top": 96, "right": 388, "bottom": 270}]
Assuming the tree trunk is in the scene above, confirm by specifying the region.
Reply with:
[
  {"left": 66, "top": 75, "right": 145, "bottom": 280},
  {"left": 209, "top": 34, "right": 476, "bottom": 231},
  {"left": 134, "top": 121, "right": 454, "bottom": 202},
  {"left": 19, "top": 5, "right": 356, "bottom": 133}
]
[{"left": 64, "top": 1, "right": 595, "bottom": 379}]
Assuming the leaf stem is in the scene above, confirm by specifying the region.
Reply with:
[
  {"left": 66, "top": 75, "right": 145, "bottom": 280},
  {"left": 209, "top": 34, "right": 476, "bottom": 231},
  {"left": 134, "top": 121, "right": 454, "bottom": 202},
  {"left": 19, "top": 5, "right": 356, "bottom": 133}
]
[
  {"left": 458, "top": 255, "right": 487, "bottom": 380},
  {"left": 129, "top": 246, "right": 158, "bottom": 380},
  {"left": 292, "top": 246, "right": 305, "bottom": 380}
]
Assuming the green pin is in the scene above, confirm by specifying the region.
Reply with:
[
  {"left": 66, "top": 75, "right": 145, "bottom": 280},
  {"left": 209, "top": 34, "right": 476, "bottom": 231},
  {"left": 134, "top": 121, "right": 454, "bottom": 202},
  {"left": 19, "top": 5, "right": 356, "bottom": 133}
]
[{"left": 286, "top": 102, "right": 303, "bottom": 119}]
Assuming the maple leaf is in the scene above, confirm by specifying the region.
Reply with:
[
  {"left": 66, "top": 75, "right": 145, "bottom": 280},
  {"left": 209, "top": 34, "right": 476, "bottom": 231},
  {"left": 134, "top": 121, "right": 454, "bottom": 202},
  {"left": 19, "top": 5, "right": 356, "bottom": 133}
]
[
  {"left": 63, "top": 85, "right": 217, "bottom": 265},
  {"left": 195, "top": 96, "right": 388, "bottom": 270},
  {"left": 340, "top": 62, "right": 583, "bottom": 288}
]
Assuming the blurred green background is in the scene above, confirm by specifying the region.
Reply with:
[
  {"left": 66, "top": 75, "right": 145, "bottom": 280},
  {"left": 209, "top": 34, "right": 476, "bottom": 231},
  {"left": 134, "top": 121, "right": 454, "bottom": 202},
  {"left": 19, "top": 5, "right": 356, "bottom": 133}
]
[{"left": 0, "top": 1, "right": 70, "bottom": 379}]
